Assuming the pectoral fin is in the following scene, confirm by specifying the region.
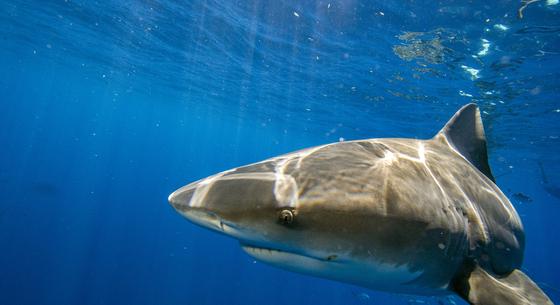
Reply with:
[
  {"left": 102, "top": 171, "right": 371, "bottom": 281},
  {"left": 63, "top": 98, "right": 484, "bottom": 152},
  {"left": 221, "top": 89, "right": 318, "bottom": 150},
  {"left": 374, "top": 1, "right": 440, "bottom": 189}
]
[{"left": 452, "top": 264, "right": 553, "bottom": 305}]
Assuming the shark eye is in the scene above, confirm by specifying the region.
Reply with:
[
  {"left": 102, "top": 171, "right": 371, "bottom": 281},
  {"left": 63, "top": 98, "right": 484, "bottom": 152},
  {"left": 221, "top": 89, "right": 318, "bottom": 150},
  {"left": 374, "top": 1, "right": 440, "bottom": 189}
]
[{"left": 278, "top": 209, "right": 295, "bottom": 225}]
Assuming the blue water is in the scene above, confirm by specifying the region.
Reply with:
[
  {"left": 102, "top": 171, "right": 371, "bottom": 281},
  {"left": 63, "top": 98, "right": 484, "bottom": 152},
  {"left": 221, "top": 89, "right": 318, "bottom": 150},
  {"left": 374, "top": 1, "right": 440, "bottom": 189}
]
[{"left": 1, "top": 1, "right": 559, "bottom": 304}]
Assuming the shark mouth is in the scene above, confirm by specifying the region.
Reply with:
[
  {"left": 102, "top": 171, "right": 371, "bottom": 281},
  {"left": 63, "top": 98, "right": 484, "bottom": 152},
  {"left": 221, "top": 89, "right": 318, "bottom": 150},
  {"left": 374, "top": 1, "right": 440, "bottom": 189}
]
[{"left": 240, "top": 244, "right": 339, "bottom": 264}]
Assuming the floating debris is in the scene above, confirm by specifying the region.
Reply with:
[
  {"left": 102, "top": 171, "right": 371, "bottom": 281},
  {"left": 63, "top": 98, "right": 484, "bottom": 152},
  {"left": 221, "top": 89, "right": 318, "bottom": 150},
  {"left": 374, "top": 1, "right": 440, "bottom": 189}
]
[
  {"left": 518, "top": 0, "right": 556, "bottom": 18},
  {"left": 461, "top": 65, "right": 480, "bottom": 80},
  {"left": 459, "top": 90, "right": 473, "bottom": 97},
  {"left": 494, "top": 24, "right": 509, "bottom": 31},
  {"left": 477, "top": 39, "right": 491, "bottom": 56},
  {"left": 519, "top": 0, "right": 540, "bottom": 18},
  {"left": 512, "top": 192, "right": 533, "bottom": 204},
  {"left": 354, "top": 292, "right": 370, "bottom": 300},
  {"left": 393, "top": 32, "right": 446, "bottom": 64}
]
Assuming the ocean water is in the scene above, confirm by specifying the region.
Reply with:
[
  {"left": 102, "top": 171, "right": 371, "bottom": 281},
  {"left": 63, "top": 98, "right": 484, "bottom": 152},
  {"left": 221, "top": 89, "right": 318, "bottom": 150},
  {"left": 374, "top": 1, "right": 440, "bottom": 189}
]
[{"left": 1, "top": 1, "right": 559, "bottom": 304}]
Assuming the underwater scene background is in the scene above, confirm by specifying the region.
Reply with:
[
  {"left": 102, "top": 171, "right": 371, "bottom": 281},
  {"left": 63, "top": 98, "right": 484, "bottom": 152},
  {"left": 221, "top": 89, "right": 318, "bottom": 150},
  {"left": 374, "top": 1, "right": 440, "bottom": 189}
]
[{"left": 1, "top": 1, "right": 559, "bottom": 304}]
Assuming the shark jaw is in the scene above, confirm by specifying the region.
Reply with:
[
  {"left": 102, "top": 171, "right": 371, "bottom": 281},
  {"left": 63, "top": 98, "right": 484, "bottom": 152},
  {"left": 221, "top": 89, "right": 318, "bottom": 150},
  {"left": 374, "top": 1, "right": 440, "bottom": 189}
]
[
  {"left": 241, "top": 243, "right": 340, "bottom": 267},
  {"left": 241, "top": 243, "right": 433, "bottom": 295},
  {"left": 240, "top": 243, "right": 351, "bottom": 285}
]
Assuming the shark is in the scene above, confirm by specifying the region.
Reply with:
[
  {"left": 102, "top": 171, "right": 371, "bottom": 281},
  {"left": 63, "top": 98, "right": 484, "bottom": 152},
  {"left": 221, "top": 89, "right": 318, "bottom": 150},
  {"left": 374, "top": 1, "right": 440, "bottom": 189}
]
[{"left": 168, "top": 104, "right": 553, "bottom": 305}]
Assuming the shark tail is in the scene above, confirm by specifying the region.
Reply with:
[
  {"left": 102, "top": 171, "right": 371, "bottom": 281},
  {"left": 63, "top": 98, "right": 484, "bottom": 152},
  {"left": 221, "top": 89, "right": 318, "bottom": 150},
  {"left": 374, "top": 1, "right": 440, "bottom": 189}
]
[{"left": 452, "top": 262, "right": 553, "bottom": 305}]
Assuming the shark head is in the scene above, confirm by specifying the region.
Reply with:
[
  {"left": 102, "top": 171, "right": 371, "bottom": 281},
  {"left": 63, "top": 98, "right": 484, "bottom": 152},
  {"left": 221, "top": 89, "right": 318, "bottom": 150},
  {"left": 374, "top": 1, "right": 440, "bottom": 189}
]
[
  {"left": 168, "top": 153, "right": 430, "bottom": 292},
  {"left": 168, "top": 159, "right": 343, "bottom": 267}
]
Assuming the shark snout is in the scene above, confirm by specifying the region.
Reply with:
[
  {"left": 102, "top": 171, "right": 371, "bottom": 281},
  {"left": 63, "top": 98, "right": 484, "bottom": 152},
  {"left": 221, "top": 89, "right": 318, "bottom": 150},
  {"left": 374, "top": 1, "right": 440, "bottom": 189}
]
[
  {"left": 168, "top": 170, "right": 282, "bottom": 239},
  {"left": 168, "top": 183, "right": 197, "bottom": 209},
  {"left": 168, "top": 180, "right": 223, "bottom": 231}
]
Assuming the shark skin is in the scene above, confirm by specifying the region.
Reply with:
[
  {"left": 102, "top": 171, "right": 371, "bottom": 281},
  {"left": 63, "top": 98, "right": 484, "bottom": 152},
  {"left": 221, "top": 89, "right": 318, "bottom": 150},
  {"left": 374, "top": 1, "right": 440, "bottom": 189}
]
[{"left": 169, "top": 104, "right": 553, "bottom": 305}]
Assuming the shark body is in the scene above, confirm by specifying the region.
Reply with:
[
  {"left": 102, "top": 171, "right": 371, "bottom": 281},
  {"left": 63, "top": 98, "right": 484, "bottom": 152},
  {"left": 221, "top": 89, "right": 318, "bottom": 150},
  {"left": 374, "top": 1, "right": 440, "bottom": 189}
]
[{"left": 169, "top": 104, "right": 553, "bottom": 304}]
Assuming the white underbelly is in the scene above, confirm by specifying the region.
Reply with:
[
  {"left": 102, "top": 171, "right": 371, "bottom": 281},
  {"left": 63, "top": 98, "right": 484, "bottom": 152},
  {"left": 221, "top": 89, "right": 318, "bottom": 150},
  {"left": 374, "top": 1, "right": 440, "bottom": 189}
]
[{"left": 242, "top": 245, "right": 450, "bottom": 295}]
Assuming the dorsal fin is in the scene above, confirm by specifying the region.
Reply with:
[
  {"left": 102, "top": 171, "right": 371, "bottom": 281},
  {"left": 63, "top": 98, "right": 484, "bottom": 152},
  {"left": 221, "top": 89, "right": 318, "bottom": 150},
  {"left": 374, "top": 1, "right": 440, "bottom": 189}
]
[{"left": 435, "top": 103, "right": 495, "bottom": 182}]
